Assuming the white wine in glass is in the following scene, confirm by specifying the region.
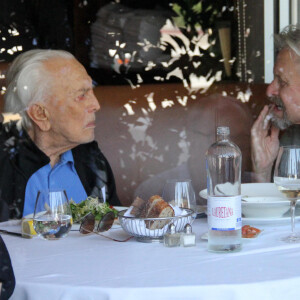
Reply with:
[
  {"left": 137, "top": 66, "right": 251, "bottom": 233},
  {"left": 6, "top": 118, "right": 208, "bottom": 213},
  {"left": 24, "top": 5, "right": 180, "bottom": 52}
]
[{"left": 274, "top": 146, "right": 300, "bottom": 243}]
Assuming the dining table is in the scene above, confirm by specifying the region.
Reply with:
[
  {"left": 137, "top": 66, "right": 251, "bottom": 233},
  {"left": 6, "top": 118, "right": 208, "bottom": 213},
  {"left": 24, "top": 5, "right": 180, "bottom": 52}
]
[{"left": 2, "top": 214, "right": 300, "bottom": 300}]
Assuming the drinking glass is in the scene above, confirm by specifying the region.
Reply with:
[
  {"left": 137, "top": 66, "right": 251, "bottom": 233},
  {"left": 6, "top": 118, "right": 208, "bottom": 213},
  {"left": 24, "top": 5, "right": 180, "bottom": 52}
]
[
  {"left": 33, "top": 189, "right": 72, "bottom": 240},
  {"left": 274, "top": 146, "right": 300, "bottom": 243},
  {"left": 162, "top": 179, "right": 196, "bottom": 211}
]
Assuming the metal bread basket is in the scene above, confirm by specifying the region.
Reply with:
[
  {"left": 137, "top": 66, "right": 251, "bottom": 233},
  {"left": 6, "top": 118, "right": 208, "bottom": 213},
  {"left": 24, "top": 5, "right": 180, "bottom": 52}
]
[{"left": 118, "top": 208, "right": 196, "bottom": 243}]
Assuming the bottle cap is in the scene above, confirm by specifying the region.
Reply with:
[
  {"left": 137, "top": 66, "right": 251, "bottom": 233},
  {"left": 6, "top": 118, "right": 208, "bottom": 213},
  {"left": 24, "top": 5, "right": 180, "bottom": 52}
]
[
  {"left": 184, "top": 223, "right": 192, "bottom": 234},
  {"left": 217, "top": 126, "right": 230, "bottom": 135},
  {"left": 168, "top": 223, "right": 176, "bottom": 234}
]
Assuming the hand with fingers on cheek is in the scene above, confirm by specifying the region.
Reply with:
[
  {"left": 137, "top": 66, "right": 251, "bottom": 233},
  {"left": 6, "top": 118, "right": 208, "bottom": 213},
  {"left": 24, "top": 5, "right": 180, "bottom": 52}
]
[{"left": 251, "top": 105, "right": 280, "bottom": 182}]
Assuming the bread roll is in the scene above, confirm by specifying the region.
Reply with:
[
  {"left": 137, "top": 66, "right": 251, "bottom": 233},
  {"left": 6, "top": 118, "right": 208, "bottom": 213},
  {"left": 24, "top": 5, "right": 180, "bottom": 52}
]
[
  {"left": 130, "top": 195, "right": 175, "bottom": 229},
  {"left": 131, "top": 197, "right": 146, "bottom": 217}
]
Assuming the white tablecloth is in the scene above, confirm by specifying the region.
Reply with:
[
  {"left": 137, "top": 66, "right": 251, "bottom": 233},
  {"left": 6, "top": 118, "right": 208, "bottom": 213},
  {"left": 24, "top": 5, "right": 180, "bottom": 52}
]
[{"left": 3, "top": 217, "right": 300, "bottom": 300}]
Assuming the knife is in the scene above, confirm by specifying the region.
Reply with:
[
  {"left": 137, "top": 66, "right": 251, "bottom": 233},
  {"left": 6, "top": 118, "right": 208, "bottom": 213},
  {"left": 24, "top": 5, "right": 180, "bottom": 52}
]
[{"left": 0, "top": 229, "right": 23, "bottom": 237}]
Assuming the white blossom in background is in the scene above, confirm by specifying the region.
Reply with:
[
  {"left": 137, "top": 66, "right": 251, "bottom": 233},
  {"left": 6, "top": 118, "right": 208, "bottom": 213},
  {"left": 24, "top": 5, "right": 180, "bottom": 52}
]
[
  {"left": 188, "top": 70, "right": 222, "bottom": 94},
  {"left": 161, "top": 99, "right": 174, "bottom": 108},
  {"left": 237, "top": 88, "right": 252, "bottom": 103},
  {"left": 177, "top": 96, "right": 188, "bottom": 106},
  {"left": 177, "top": 129, "right": 189, "bottom": 165},
  {"left": 124, "top": 103, "right": 135, "bottom": 115},
  {"left": 127, "top": 117, "right": 152, "bottom": 144},
  {"left": 159, "top": 19, "right": 220, "bottom": 94},
  {"left": 146, "top": 92, "right": 157, "bottom": 112},
  {"left": 166, "top": 67, "right": 184, "bottom": 81},
  {"left": 160, "top": 19, "right": 210, "bottom": 57}
]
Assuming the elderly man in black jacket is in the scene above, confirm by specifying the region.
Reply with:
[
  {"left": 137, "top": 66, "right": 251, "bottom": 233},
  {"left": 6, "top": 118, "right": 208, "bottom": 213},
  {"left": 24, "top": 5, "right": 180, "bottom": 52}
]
[{"left": 0, "top": 49, "right": 120, "bottom": 221}]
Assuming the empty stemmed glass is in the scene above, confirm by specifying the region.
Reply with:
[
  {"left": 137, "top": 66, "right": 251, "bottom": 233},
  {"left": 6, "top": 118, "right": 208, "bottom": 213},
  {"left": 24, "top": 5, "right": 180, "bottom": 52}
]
[
  {"left": 274, "top": 146, "right": 300, "bottom": 243},
  {"left": 162, "top": 179, "right": 196, "bottom": 211},
  {"left": 33, "top": 189, "right": 72, "bottom": 240}
]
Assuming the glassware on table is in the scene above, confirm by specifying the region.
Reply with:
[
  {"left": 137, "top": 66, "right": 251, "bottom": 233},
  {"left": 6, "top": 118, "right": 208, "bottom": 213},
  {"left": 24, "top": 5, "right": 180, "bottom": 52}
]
[
  {"left": 274, "top": 146, "right": 300, "bottom": 243},
  {"left": 206, "top": 126, "right": 242, "bottom": 252},
  {"left": 163, "top": 223, "right": 181, "bottom": 247},
  {"left": 33, "top": 189, "right": 72, "bottom": 240},
  {"left": 162, "top": 179, "right": 196, "bottom": 211},
  {"left": 180, "top": 223, "right": 196, "bottom": 247},
  {"left": 118, "top": 208, "right": 195, "bottom": 243}
]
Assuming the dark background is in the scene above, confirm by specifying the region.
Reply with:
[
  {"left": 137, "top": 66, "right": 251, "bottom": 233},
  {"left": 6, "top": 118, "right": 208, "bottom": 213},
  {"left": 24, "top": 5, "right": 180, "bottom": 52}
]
[{"left": 0, "top": 0, "right": 265, "bottom": 84}]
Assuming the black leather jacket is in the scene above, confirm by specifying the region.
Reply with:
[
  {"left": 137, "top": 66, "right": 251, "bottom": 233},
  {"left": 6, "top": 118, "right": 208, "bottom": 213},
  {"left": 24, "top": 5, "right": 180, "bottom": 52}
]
[
  {"left": 0, "top": 121, "right": 120, "bottom": 221},
  {"left": 0, "top": 235, "right": 15, "bottom": 300}
]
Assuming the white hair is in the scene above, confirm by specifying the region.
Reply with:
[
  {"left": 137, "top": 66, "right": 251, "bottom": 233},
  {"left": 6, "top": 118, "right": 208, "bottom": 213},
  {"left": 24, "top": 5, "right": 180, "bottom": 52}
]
[
  {"left": 4, "top": 49, "right": 75, "bottom": 129},
  {"left": 275, "top": 24, "right": 300, "bottom": 57}
]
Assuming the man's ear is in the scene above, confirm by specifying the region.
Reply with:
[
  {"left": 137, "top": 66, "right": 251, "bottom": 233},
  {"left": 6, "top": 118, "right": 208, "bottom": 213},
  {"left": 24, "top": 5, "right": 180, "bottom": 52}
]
[{"left": 27, "top": 104, "right": 51, "bottom": 131}]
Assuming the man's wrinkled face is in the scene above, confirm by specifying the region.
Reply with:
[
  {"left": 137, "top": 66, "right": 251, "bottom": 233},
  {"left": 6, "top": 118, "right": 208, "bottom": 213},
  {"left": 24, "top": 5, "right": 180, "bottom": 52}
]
[
  {"left": 43, "top": 57, "right": 100, "bottom": 148},
  {"left": 266, "top": 48, "right": 300, "bottom": 127}
]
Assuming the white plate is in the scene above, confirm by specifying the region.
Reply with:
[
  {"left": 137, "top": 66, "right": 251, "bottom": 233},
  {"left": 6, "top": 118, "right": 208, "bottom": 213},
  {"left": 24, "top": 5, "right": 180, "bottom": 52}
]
[
  {"left": 114, "top": 206, "right": 129, "bottom": 212},
  {"left": 199, "top": 183, "right": 297, "bottom": 219},
  {"left": 242, "top": 196, "right": 290, "bottom": 218},
  {"left": 242, "top": 215, "right": 300, "bottom": 225},
  {"left": 199, "top": 183, "right": 284, "bottom": 199}
]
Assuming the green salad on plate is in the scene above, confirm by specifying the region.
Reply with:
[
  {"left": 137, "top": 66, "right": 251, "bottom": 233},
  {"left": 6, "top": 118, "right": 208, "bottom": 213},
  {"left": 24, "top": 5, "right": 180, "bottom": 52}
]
[{"left": 70, "top": 196, "right": 118, "bottom": 223}]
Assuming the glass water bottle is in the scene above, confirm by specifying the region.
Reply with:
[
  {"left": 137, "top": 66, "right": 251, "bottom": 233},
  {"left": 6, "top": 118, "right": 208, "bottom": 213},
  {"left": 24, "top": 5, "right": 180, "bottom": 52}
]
[{"left": 205, "top": 126, "right": 242, "bottom": 252}]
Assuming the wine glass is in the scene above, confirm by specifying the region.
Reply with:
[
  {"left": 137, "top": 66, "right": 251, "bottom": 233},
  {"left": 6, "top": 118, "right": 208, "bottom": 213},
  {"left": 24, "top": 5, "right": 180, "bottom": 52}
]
[
  {"left": 274, "top": 146, "right": 300, "bottom": 243},
  {"left": 162, "top": 179, "right": 196, "bottom": 211},
  {"left": 33, "top": 189, "right": 72, "bottom": 240}
]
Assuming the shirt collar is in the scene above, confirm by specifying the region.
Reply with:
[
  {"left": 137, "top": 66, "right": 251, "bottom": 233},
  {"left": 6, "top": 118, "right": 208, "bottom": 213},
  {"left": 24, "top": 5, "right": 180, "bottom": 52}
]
[
  {"left": 59, "top": 150, "right": 77, "bottom": 173},
  {"left": 60, "top": 150, "right": 74, "bottom": 164}
]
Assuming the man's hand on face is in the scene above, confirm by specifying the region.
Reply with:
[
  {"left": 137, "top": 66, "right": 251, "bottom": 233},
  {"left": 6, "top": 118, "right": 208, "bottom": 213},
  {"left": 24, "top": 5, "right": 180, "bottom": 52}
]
[{"left": 251, "top": 105, "right": 280, "bottom": 182}]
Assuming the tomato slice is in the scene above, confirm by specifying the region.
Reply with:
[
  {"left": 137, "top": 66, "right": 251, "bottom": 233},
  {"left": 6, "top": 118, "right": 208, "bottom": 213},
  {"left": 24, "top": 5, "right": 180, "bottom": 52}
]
[{"left": 242, "top": 225, "right": 261, "bottom": 238}]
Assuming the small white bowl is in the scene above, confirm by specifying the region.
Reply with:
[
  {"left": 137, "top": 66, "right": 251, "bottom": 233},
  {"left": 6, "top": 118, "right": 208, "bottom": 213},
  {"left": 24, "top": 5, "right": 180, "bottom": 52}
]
[{"left": 242, "top": 196, "right": 290, "bottom": 218}]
